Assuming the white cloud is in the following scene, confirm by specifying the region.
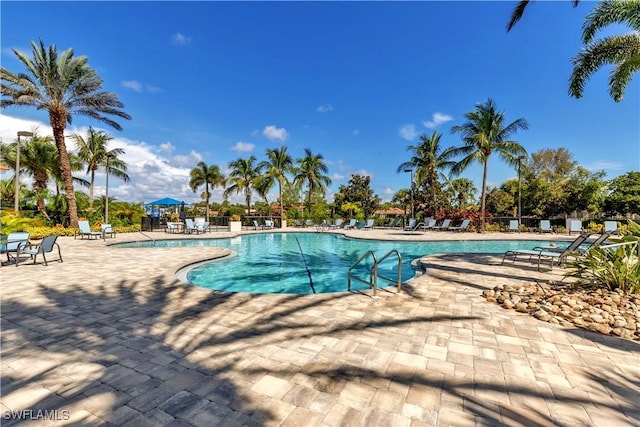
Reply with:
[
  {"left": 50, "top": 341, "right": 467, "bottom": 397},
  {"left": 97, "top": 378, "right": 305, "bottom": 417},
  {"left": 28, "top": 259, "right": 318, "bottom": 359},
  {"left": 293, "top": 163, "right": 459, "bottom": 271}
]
[
  {"left": 356, "top": 169, "right": 373, "bottom": 178},
  {"left": 172, "top": 32, "right": 191, "bottom": 46},
  {"left": 122, "top": 80, "right": 142, "bottom": 92},
  {"left": 331, "top": 173, "right": 345, "bottom": 180},
  {"left": 585, "top": 161, "right": 625, "bottom": 172},
  {"left": 398, "top": 124, "right": 417, "bottom": 141},
  {"left": 121, "top": 80, "right": 162, "bottom": 93},
  {"left": 159, "top": 142, "right": 175, "bottom": 154},
  {"left": 317, "top": 104, "right": 333, "bottom": 113},
  {"left": 172, "top": 150, "right": 203, "bottom": 167},
  {"left": 231, "top": 141, "right": 255, "bottom": 153},
  {"left": 263, "top": 125, "right": 289, "bottom": 141},
  {"left": 422, "top": 112, "right": 453, "bottom": 129}
]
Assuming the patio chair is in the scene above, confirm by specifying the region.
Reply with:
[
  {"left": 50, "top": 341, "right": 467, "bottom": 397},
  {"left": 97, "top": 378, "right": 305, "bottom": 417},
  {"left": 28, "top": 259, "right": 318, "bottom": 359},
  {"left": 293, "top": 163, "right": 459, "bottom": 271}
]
[
  {"left": 533, "top": 232, "right": 611, "bottom": 256},
  {"left": 432, "top": 219, "right": 451, "bottom": 231},
  {"left": 507, "top": 220, "right": 520, "bottom": 232},
  {"left": 199, "top": 221, "right": 210, "bottom": 233},
  {"left": 166, "top": 222, "right": 178, "bottom": 233},
  {"left": 404, "top": 218, "right": 417, "bottom": 231},
  {"left": 330, "top": 219, "right": 343, "bottom": 229},
  {"left": 448, "top": 219, "right": 470, "bottom": 232},
  {"left": 537, "top": 220, "right": 554, "bottom": 233},
  {"left": 4, "top": 232, "right": 30, "bottom": 266},
  {"left": 603, "top": 221, "right": 619, "bottom": 235},
  {"left": 76, "top": 220, "right": 102, "bottom": 240},
  {"left": 362, "top": 219, "right": 374, "bottom": 230},
  {"left": 184, "top": 218, "right": 200, "bottom": 234},
  {"left": 264, "top": 220, "right": 274, "bottom": 229},
  {"left": 304, "top": 219, "right": 314, "bottom": 228},
  {"left": 568, "top": 219, "right": 583, "bottom": 234},
  {"left": 101, "top": 224, "right": 116, "bottom": 239},
  {"left": 294, "top": 219, "right": 303, "bottom": 227},
  {"left": 502, "top": 232, "right": 592, "bottom": 270},
  {"left": 421, "top": 219, "right": 437, "bottom": 231},
  {"left": 22, "top": 234, "right": 63, "bottom": 266},
  {"left": 252, "top": 220, "right": 262, "bottom": 230},
  {"left": 344, "top": 219, "right": 357, "bottom": 229}
]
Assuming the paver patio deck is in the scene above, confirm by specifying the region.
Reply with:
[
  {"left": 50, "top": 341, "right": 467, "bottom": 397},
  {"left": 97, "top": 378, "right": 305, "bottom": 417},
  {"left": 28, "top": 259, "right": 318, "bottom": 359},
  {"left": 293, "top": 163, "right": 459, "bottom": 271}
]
[{"left": 1, "top": 228, "right": 638, "bottom": 426}]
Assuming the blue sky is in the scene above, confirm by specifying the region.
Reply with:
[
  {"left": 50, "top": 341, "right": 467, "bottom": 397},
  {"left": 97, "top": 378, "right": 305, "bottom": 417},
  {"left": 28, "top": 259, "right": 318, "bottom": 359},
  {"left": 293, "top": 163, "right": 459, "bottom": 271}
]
[{"left": 1, "top": 1, "right": 638, "bottom": 206}]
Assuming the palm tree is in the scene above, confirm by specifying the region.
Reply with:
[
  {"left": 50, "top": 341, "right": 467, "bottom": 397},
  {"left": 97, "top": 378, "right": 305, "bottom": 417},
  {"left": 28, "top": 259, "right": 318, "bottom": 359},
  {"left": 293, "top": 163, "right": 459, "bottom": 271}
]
[
  {"left": 1, "top": 39, "right": 131, "bottom": 227},
  {"left": 446, "top": 99, "right": 528, "bottom": 232},
  {"left": 569, "top": 0, "right": 640, "bottom": 102},
  {"left": 450, "top": 178, "right": 477, "bottom": 208},
  {"left": 397, "top": 131, "right": 455, "bottom": 216},
  {"left": 72, "top": 127, "right": 129, "bottom": 210},
  {"left": 224, "top": 156, "right": 262, "bottom": 215},
  {"left": 2, "top": 134, "right": 58, "bottom": 217},
  {"left": 259, "top": 146, "right": 294, "bottom": 221},
  {"left": 506, "top": 0, "right": 580, "bottom": 32},
  {"left": 294, "top": 148, "right": 332, "bottom": 217},
  {"left": 189, "top": 161, "right": 225, "bottom": 223}
]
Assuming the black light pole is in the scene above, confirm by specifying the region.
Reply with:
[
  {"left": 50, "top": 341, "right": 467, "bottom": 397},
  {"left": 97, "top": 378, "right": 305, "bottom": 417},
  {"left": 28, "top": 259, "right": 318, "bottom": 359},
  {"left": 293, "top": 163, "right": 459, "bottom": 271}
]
[
  {"left": 404, "top": 168, "right": 414, "bottom": 219},
  {"left": 15, "top": 131, "right": 34, "bottom": 212},
  {"left": 105, "top": 154, "right": 113, "bottom": 223},
  {"left": 517, "top": 155, "right": 526, "bottom": 226}
]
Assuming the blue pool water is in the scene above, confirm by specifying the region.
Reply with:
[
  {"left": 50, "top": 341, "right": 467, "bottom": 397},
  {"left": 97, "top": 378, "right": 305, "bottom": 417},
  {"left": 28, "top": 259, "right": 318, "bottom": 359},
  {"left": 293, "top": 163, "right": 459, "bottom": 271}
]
[{"left": 116, "top": 233, "right": 548, "bottom": 294}]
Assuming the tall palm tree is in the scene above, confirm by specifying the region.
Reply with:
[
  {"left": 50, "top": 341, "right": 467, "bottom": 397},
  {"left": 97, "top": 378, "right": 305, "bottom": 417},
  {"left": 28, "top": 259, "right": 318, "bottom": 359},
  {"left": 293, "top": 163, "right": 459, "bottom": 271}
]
[
  {"left": 569, "top": 0, "right": 640, "bottom": 102},
  {"left": 1, "top": 39, "right": 131, "bottom": 227},
  {"left": 294, "top": 148, "right": 332, "bottom": 217},
  {"left": 450, "top": 178, "right": 477, "bottom": 208},
  {"left": 259, "top": 146, "right": 294, "bottom": 220},
  {"left": 506, "top": 0, "right": 580, "bottom": 32},
  {"left": 224, "top": 156, "right": 262, "bottom": 215},
  {"left": 397, "top": 131, "right": 455, "bottom": 216},
  {"left": 1, "top": 135, "right": 58, "bottom": 217},
  {"left": 72, "top": 127, "right": 129, "bottom": 210},
  {"left": 446, "top": 99, "right": 528, "bottom": 232},
  {"left": 189, "top": 161, "right": 225, "bottom": 223}
]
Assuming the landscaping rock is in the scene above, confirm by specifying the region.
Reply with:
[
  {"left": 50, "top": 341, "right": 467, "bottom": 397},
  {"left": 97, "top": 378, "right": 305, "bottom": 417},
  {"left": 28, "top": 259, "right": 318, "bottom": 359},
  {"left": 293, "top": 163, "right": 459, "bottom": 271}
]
[{"left": 483, "top": 282, "right": 640, "bottom": 342}]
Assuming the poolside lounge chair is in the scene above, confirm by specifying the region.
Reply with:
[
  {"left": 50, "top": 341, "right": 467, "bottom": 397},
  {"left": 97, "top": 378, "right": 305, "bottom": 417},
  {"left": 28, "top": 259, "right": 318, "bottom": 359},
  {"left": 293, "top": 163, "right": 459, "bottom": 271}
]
[
  {"left": 568, "top": 219, "right": 583, "bottom": 234},
  {"left": 199, "top": 221, "right": 210, "bottom": 233},
  {"left": 507, "top": 220, "right": 520, "bottom": 232},
  {"left": 533, "top": 232, "right": 611, "bottom": 255},
  {"left": 76, "top": 220, "right": 102, "bottom": 240},
  {"left": 432, "top": 219, "right": 451, "bottom": 231},
  {"left": 603, "top": 221, "right": 618, "bottom": 235},
  {"left": 448, "top": 219, "right": 470, "bottom": 232},
  {"left": 537, "top": 220, "right": 554, "bottom": 233},
  {"left": 294, "top": 219, "right": 303, "bottom": 227},
  {"left": 362, "top": 219, "right": 374, "bottom": 230},
  {"left": 22, "top": 234, "right": 63, "bottom": 266},
  {"left": 264, "top": 220, "right": 274, "bottom": 229},
  {"left": 421, "top": 219, "right": 437, "bottom": 231},
  {"left": 166, "top": 222, "right": 180, "bottom": 233},
  {"left": 304, "top": 219, "right": 314, "bottom": 228},
  {"left": 404, "top": 219, "right": 417, "bottom": 231},
  {"left": 184, "top": 218, "right": 200, "bottom": 234},
  {"left": 101, "top": 224, "right": 116, "bottom": 239},
  {"left": 344, "top": 219, "right": 357, "bottom": 229},
  {"left": 502, "top": 232, "right": 592, "bottom": 270},
  {"left": 4, "top": 232, "right": 30, "bottom": 266},
  {"left": 330, "top": 219, "right": 343, "bottom": 229},
  {"left": 252, "top": 220, "right": 262, "bottom": 230}
]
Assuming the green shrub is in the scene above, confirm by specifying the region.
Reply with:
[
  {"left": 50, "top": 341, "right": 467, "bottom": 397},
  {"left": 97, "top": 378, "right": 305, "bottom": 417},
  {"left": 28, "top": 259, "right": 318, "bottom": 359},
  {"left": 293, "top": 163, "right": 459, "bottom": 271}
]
[{"left": 565, "top": 219, "right": 640, "bottom": 294}]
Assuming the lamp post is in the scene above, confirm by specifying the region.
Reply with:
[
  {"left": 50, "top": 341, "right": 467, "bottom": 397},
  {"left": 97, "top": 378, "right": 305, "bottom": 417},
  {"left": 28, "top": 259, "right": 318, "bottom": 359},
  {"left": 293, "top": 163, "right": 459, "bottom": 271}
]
[
  {"left": 404, "top": 168, "right": 414, "bottom": 219},
  {"left": 517, "top": 155, "right": 526, "bottom": 226},
  {"left": 14, "top": 131, "right": 34, "bottom": 213},
  {"left": 105, "top": 154, "right": 113, "bottom": 223}
]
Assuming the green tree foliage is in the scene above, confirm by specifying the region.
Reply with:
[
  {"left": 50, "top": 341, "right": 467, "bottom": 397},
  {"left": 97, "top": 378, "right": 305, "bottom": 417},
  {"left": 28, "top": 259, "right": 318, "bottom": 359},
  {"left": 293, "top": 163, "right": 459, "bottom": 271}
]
[
  {"left": 189, "top": 161, "right": 225, "bottom": 223},
  {"left": 333, "top": 175, "right": 381, "bottom": 218},
  {"left": 447, "top": 99, "right": 528, "bottom": 232},
  {"left": 604, "top": 171, "right": 640, "bottom": 215},
  {"left": 224, "top": 156, "right": 262, "bottom": 215},
  {"left": 1, "top": 39, "right": 131, "bottom": 227},
  {"left": 570, "top": 0, "right": 640, "bottom": 102},
  {"left": 72, "top": 127, "right": 129, "bottom": 210},
  {"left": 486, "top": 187, "right": 516, "bottom": 216},
  {"left": 259, "top": 146, "right": 294, "bottom": 220},
  {"left": 294, "top": 148, "right": 332, "bottom": 218},
  {"left": 397, "top": 131, "right": 455, "bottom": 216}
]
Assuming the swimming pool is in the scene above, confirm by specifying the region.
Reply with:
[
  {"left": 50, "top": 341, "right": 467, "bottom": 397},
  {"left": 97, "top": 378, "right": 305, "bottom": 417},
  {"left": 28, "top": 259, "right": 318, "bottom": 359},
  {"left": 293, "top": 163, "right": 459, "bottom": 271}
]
[{"left": 116, "top": 233, "right": 547, "bottom": 294}]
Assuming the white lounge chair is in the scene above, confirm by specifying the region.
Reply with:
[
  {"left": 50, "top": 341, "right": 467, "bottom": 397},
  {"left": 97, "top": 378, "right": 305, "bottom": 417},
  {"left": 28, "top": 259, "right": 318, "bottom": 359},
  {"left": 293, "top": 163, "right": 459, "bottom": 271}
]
[
  {"left": 603, "top": 221, "right": 618, "bottom": 235},
  {"left": 537, "top": 220, "right": 553, "bottom": 233},
  {"left": 362, "top": 219, "right": 374, "bottom": 230},
  {"left": 507, "top": 220, "right": 520, "bottom": 232},
  {"left": 432, "top": 219, "right": 451, "bottom": 231},
  {"left": 76, "top": 220, "right": 102, "bottom": 240},
  {"left": 404, "top": 219, "right": 417, "bottom": 231},
  {"left": 502, "top": 233, "right": 592, "bottom": 270},
  {"left": 568, "top": 219, "right": 583, "bottom": 234},
  {"left": 4, "top": 232, "right": 30, "bottom": 266},
  {"left": 101, "top": 224, "right": 115, "bottom": 239},
  {"left": 448, "top": 219, "right": 470, "bottom": 232}
]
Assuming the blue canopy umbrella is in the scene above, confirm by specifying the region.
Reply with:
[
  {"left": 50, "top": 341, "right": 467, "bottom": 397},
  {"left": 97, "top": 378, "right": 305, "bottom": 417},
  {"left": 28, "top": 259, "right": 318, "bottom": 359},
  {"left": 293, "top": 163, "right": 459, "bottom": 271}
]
[{"left": 147, "top": 197, "right": 182, "bottom": 206}]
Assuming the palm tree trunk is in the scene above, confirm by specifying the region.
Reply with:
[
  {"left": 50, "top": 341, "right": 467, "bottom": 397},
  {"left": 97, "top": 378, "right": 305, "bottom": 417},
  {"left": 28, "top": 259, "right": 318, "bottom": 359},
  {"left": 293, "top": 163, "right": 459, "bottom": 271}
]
[
  {"left": 205, "top": 185, "right": 210, "bottom": 222},
  {"left": 33, "top": 170, "right": 51, "bottom": 220},
  {"left": 245, "top": 189, "right": 251, "bottom": 216},
  {"left": 480, "top": 160, "right": 489, "bottom": 233},
  {"left": 50, "top": 115, "right": 79, "bottom": 228}
]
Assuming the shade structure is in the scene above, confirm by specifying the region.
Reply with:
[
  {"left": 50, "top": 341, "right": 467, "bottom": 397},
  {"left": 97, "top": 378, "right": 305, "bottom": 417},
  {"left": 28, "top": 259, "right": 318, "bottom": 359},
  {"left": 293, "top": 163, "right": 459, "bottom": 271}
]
[{"left": 146, "top": 197, "right": 183, "bottom": 206}]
